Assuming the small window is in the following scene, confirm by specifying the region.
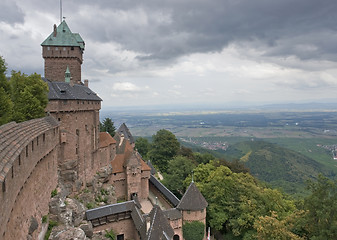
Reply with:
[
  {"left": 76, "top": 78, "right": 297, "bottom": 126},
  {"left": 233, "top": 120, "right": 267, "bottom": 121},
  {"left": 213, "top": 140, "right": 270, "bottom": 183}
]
[
  {"left": 43, "top": 133, "right": 46, "bottom": 142},
  {"left": 32, "top": 141, "right": 34, "bottom": 151},
  {"left": 26, "top": 146, "right": 28, "bottom": 157},
  {"left": 2, "top": 179, "right": 6, "bottom": 192},
  {"left": 71, "top": 47, "right": 74, "bottom": 50},
  {"left": 47, "top": 47, "right": 50, "bottom": 50},
  {"left": 11, "top": 167, "right": 14, "bottom": 178},
  {"left": 55, "top": 47, "right": 58, "bottom": 50},
  {"left": 63, "top": 47, "right": 66, "bottom": 51},
  {"left": 76, "top": 147, "right": 78, "bottom": 154},
  {"left": 76, "top": 129, "right": 79, "bottom": 136},
  {"left": 18, "top": 155, "right": 21, "bottom": 166},
  {"left": 117, "top": 234, "right": 124, "bottom": 240},
  {"left": 58, "top": 118, "right": 61, "bottom": 121}
]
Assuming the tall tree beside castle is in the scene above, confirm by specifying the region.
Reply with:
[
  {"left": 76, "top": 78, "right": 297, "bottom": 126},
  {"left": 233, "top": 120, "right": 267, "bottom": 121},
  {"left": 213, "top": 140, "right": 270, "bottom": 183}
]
[
  {"left": 149, "top": 129, "right": 180, "bottom": 172},
  {"left": 0, "top": 57, "right": 12, "bottom": 125},
  {"left": 0, "top": 56, "right": 48, "bottom": 125},
  {"left": 100, "top": 117, "right": 116, "bottom": 137}
]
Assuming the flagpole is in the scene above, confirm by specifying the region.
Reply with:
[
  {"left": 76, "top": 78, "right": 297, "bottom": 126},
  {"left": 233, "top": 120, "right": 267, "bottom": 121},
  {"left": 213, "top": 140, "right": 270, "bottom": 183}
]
[{"left": 60, "top": 0, "right": 62, "bottom": 23}]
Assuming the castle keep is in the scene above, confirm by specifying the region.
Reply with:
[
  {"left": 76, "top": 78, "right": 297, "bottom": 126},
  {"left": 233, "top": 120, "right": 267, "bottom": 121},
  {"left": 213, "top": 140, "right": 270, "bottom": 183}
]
[{"left": 0, "top": 20, "right": 207, "bottom": 240}]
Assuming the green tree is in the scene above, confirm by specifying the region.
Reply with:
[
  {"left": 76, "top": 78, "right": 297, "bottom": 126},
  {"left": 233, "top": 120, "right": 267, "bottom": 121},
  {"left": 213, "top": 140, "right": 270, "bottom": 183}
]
[
  {"left": 254, "top": 211, "right": 304, "bottom": 240},
  {"left": 0, "top": 87, "right": 13, "bottom": 125},
  {"left": 0, "top": 57, "right": 12, "bottom": 125},
  {"left": 162, "top": 156, "right": 196, "bottom": 198},
  {"left": 10, "top": 71, "right": 48, "bottom": 122},
  {"left": 148, "top": 129, "right": 180, "bottom": 173},
  {"left": 183, "top": 221, "right": 205, "bottom": 240},
  {"left": 135, "top": 137, "right": 151, "bottom": 158},
  {"left": 304, "top": 174, "right": 337, "bottom": 239},
  {"left": 191, "top": 162, "right": 296, "bottom": 238},
  {"left": 194, "top": 152, "right": 215, "bottom": 164},
  {"left": 100, "top": 118, "right": 116, "bottom": 137}
]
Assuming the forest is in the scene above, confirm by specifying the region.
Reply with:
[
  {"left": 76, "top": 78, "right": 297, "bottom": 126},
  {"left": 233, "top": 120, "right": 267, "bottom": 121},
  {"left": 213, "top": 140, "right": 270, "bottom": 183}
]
[{"left": 136, "top": 129, "right": 337, "bottom": 240}]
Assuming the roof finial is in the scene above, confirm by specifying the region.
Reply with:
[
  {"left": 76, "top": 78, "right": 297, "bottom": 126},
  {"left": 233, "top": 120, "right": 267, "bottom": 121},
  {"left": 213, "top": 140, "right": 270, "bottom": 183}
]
[{"left": 192, "top": 170, "right": 194, "bottom": 183}]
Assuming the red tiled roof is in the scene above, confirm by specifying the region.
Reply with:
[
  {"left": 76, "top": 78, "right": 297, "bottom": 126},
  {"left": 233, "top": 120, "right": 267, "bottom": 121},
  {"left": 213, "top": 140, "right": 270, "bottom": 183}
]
[{"left": 99, "top": 132, "right": 116, "bottom": 148}]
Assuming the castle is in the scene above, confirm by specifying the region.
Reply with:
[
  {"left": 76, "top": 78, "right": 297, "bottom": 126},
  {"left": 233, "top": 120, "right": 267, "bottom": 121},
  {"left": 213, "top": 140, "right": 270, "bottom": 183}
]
[{"left": 0, "top": 21, "right": 207, "bottom": 240}]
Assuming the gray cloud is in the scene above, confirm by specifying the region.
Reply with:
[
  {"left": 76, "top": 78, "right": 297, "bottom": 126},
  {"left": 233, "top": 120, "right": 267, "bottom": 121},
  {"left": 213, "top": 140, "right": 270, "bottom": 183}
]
[
  {"left": 0, "top": 1, "right": 24, "bottom": 24},
  {"left": 62, "top": 0, "right": 337, "bottom": 65}
]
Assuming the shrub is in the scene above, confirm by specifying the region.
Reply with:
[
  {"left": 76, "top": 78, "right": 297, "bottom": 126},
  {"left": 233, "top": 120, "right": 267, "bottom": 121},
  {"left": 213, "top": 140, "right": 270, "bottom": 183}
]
[
  {"left": 105, "top": 229, "right": 116, "bottom": 240},
  {"left": 51, "top": 189, "right": 57, "bottom": 198}
]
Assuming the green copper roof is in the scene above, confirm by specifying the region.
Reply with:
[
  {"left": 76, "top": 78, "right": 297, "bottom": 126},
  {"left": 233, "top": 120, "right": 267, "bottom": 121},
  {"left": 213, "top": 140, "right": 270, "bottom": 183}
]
[{"left": 41, "top": 20, "right": 85, "bottom": 50}]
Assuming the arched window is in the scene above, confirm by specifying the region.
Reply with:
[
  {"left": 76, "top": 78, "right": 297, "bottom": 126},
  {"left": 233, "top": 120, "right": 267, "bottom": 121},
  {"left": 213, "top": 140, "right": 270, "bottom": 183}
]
[{"left": 173, "top": 234, "right": 180, "bottom": 240}]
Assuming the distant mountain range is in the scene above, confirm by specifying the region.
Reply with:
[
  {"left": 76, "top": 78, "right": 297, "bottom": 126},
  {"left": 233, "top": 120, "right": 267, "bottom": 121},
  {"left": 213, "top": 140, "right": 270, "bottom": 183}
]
[{"left": 102, "top": 101, "right": 337, "bottom": 113}]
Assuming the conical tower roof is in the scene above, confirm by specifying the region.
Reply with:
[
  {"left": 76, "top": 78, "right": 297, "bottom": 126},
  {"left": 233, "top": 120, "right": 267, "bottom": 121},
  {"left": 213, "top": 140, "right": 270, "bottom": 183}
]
[
  {"left": 177, "top": 182, "right": 208, "bottom": 211},
  {"left": 41, "top": 20, "right": 84, "bottom": 50}
]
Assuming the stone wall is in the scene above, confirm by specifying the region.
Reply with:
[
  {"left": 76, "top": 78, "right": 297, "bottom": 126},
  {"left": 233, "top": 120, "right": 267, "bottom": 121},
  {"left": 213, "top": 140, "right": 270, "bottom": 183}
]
[
  {"left": 93, "top": 218, "right": 140, "bottom": 240},
  {"left": 110, "top": 173, "right": 127, "bottom": 201},
  {"left": 0, "top": 117, "right": 59, "bottom": 239},
  {"left": 43, "top": 46, "right": 83, "bottom": 84},
  {"left": 47, "top": 99, "right": 101, "bottom": 192}
]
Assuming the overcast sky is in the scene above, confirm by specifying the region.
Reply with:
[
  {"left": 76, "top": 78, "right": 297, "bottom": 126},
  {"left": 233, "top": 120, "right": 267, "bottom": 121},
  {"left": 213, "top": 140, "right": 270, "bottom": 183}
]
[{"left": 1, "top": 0, "right": 337, "bottom": 109}]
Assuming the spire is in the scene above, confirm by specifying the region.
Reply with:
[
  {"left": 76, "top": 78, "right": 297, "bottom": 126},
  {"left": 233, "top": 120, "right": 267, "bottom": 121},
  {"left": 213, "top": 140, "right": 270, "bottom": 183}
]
[
  {"left": 177, "top": 182, "right": 208, "bottom": 211},
  {"left": 65, "top": 66, "right": 71, "bottom": 83}
]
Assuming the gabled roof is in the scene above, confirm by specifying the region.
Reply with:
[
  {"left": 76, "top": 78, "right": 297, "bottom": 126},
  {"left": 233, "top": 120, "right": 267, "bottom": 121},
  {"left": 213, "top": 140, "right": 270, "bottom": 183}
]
[
  {"left": 99, "top": 132, "right": 116, "bottom": 148},
  {"left": 44, "top": 78, "right": 102, "bottom": 101},
  {"left": 41, "top": 20, "right": 84, "bottom": 50},
  {"left": 117, "top": 123, "right": 134, "bottom": 144},
  {"left": 111, "top": 138, "right": 151, "bottom": 174},
  {"left": 146, "top": 205, "right": 174, "bottom": 240},
  {"left": 176, "top": 182, "right": 208, "bottom": 211}
]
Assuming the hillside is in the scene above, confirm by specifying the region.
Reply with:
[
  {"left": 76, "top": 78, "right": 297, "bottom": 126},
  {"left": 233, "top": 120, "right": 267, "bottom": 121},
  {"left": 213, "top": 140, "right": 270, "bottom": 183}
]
[{"left": 223, "top": 141, "right": 334, "bottom": 196}]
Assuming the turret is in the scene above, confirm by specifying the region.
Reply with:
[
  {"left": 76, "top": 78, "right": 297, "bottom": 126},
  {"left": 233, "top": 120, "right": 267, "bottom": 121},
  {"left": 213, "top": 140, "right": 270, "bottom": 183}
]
[
  {"left": 41, "top": 20, "right": 85, "bottom": 85},
  {"left": 177, "top": 181, "right": 208, "bottom": 239}
]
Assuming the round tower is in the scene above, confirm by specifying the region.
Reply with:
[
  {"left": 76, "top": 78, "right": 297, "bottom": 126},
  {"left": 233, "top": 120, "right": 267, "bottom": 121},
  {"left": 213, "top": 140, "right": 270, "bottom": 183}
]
[{"left": 41, "top": 20, "right": 85, "bottom": 84}]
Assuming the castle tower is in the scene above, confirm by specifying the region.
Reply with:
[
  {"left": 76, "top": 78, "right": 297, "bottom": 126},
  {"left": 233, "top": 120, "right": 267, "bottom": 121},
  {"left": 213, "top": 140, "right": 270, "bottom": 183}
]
[
  {"left": 41, "top": 20, "right": 84, "bottom": 85},
  {"left": 177, "top": 181, "right": 208, "bottom": 240}
]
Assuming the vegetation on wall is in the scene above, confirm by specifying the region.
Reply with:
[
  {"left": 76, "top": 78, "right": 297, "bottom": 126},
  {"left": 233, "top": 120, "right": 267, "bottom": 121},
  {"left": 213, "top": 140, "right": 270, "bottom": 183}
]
[{"left": 182, "top": 221, "right": 205, "bottom": 240}]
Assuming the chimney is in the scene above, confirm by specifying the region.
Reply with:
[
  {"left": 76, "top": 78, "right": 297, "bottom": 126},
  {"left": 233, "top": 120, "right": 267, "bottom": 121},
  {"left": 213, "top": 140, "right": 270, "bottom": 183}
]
[
  {"left": 53, "top": 24, "right": 57, "bottom": 37},
  {"left": 84, "top": 79, "right": 89, "bottom": 87}
]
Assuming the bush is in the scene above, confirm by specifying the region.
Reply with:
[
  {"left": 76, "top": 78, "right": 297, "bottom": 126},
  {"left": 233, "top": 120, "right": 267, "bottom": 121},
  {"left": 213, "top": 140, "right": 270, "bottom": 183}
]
[
  {"left": 51, "top": 189, "right": 57, "bottom": 198},
  {"left": 86, "top": 202, "right": 95, "bottom": 209},
  {"left": 44, "top": 220, "right": 58, "bottom": 240},
  {"left": 42, "top": 215, "right": 48, "bottom": 223}
]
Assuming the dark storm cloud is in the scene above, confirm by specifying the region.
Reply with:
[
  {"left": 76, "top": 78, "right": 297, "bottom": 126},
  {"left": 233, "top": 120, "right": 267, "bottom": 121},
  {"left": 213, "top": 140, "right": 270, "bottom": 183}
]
[
  {"left": 0, "top": 1, "right": 24, "bottom": 24},
  {"left": 66, "top": 0, "right": 337, "bottom": 64}
]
